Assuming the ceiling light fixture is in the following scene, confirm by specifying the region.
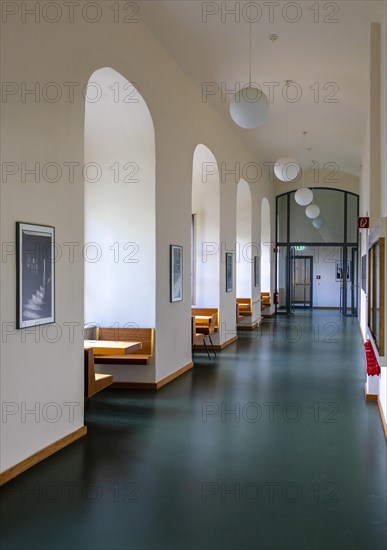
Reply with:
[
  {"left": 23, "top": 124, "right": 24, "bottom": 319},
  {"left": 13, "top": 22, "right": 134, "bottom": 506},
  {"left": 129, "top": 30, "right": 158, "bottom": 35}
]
[
  {"left": 305, "top": 204, "right": 321, "bottom": 219},
  {"left": 229, "top": 3, "right": 269, "bottom": 129},
  {"left": 312, "top": 217, "right": 325, "bottom": 229},
  {"left": 274, "top": 81, "right": 300, "bottom": 182},
  {"left": 294, "top": 132, "right": 313, "bottom": 205}
]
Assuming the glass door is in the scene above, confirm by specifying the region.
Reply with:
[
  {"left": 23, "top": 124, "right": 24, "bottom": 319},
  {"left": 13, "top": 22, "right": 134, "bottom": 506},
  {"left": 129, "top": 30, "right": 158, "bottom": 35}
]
[
  {"left": 292, "top": 256, "right": 313, "bottom": 309},
  {"left": 339, "top": 246, "right": 358, "bottom": 316},
  {"left": 276, "top": 246, "right": 289, "bottom": 313}
]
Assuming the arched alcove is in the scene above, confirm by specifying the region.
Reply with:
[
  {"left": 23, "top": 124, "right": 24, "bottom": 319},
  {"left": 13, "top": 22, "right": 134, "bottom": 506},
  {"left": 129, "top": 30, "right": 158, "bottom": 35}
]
[
  {"left": 236, "top": 179, "right": 253, "bottom": 298},
  {"left": 191, "top": 144, "right": 220, "bottom": 308},
  {"left": 84, "top": 67, "right": 156, "bottom": 328},
  {"left": 261, "top": 198, "right": 271, "bottom": 294}
]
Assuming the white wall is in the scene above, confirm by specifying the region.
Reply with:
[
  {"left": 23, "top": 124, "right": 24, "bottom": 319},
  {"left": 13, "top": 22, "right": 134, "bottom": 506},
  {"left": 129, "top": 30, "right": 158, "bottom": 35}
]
[
  {"left": 302, "top": 247, "right": 341, "bottom": 308},
  {"left": 192, "top": 144, "right": 220, "bottom": 308},
  {"left": 236, "top": 180, "right": 252, "bottom": 298},
  {"left": 261, "top": 198, "right": 271, "bottom": 293},
  {"left": 359, "top": 21, "right": 387, "bottom": 423},
  {"left": 84, "top": 68, "right": 156, "bottom": 328},
  {"left": 0, "top": 12, "right": 275, "bottom": 472}
]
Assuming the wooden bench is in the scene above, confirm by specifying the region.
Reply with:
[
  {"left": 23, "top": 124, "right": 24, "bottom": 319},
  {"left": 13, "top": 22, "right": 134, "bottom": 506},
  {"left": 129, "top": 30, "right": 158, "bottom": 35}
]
[
  {"left": 93, "top": 327, "right": 155, "bottom": 365},
  {"left": 236, "top": 298, "right": 252, "bottom": 316},
  {"left": 261, "top": 292, "right": 271, "bottom": 307},
  {"left": 191, "top": 308, "right": 219, "bottom": 332},
  {"left": 84, "top": 348, "right": 113, "bottom": 399}
]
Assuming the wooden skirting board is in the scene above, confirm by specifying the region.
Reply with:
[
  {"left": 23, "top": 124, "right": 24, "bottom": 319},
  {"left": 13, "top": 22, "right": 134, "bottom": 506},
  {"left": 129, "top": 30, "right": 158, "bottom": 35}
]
[
  {"left": 237, "top": 318, "right": 262, "bottom": 331},
  {"left": 377, "top": 396, "right": 387, "bottom": 440},
  {"left": 0, "top": 426, "right": 87, "bottom": 486},
  {"left": 262, "top": 311, "right": 276, "bottom": 317},
  {"left": 364, "top": 383, "right": 378, "bottom": 401},
  {"left": 194, "top": 335, "right": 238, "bottom": 351},
  {"left": 313, "top": 307, "right": 340, "bottom": 310},
  {"left": 110, "top": 362, "right": 194, "bottom": 390}
]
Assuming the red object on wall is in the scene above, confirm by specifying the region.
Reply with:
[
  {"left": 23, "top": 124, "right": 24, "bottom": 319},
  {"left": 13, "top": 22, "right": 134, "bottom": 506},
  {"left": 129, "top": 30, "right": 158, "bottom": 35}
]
[
  {"left": 364, "top": 340, "right": 380, "bottom": 376},
  {"left": 274, "top": 292, "right": 279, "bottom": 305},
  {"left": 358, "top": 217, "right": 370, "bottom": 228},
  {"left": 316, "top": 275, "right": 321, "bottom": 280}
]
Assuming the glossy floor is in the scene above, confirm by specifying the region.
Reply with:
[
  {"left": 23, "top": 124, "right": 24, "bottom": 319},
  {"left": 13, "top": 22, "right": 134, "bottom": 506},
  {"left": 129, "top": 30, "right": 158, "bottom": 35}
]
[{"left": 1, "top": 311, "right": 386, "bottom": 550}]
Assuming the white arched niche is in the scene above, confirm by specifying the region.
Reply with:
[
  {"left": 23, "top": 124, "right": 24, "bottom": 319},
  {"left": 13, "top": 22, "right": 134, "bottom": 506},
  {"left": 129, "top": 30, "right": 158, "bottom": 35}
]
[
  {"left": 261, "top": 198, "right": 271, "bottom": 294},
  {"left": 84, "top": 67, "right": 156, "bottom": 328},
  {"left": 191, "top": 144, "right": 220, "bottom": 308},
  {"left": 236, "top": 179, "right": 253, "bottom": 298}
]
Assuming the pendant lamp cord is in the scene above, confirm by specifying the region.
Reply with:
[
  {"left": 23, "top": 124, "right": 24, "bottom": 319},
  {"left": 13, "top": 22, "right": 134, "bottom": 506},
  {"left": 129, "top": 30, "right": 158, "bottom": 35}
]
[
  {"left": 302, "top": 131, "right": 307, "bottom": 186},
  {"left": 249, "top": 3, "right": 252, "bottom": 87},
  {"left": 286, "top": 81, "right": 290, "bottom": 155}
]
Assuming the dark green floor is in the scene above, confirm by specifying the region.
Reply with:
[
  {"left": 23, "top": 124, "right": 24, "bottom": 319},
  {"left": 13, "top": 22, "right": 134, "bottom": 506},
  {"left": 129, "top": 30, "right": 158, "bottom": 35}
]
[{"left": 1, "top": 311, "right": 386, "bottom": 550}]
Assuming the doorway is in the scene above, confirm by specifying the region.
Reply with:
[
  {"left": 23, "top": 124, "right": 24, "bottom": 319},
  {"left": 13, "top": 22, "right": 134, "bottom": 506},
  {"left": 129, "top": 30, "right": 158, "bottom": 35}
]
[
  {"left": 291, "top": 256, "right": 313, "bottom": 310},
  {"left": 339, "top": 246, "right": 358, "bottom": 316}
]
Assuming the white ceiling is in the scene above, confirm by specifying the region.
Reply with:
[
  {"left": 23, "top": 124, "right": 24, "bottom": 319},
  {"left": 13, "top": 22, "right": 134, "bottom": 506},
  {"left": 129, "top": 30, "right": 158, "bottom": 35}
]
[{"left": 140, "top": 0, "right": 384, "bottom": 176}]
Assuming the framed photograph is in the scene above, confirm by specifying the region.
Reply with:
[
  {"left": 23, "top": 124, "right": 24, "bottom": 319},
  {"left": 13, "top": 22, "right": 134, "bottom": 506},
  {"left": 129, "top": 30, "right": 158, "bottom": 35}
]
[
  {"left": 226, "top": 252, "right": 233, "bottom": 292},
  {"left": 16, "top": 222, "right": 55, "bottom": 329},
  {"left": 254, "top": 256, "right": 260, "bottom": 287},
  {"left": 170, "top": 245, "right": 183, "bottom": 302}
]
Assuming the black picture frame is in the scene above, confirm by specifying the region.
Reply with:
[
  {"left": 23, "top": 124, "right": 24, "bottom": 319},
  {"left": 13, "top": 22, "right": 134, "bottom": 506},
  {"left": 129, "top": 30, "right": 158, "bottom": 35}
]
[
  {"left": 16, "top": 222, "right": 55, "bottom": 329},
  {"left": 254, "top": 256, "right": 260, "bottom": 287},
  {"left": 170, "top": 245, "right": 183, "bottom": 302},
  {"left": 226, "top": 252, "right": 233, "bottom": 292}
]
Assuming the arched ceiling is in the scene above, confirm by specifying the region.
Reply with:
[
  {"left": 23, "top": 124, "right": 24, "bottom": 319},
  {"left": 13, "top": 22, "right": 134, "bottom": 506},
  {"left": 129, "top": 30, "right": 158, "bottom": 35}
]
[{"left": 140, "top": 0, "right": 384, "bottom": 176}]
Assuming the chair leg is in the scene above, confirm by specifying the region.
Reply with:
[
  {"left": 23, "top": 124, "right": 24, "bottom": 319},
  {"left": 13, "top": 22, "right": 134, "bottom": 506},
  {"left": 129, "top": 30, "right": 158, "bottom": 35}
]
[
  {"left": 202, "top": 337, "right": 211, "bottom": 359},
  {"left": 208, "top": 334, "right": 217, "bottom": 357}
]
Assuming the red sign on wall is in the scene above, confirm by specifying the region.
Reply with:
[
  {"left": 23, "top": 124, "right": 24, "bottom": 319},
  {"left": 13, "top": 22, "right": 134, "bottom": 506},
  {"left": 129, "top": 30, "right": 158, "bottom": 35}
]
[{"left": 358, "top": 217, "right": 369, "bottom": 228}]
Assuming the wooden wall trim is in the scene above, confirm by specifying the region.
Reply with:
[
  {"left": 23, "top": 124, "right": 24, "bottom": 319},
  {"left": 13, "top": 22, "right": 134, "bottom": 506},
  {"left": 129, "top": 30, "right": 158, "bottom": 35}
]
[
  {"left": 0, "top": 426, "right": 87, "bottom": 486},
  {"left": 377, "top": 396, "right": 387, "bottom": 440},
  {"left": 110, "top": 362, "right": 194, "bottom": 390},
  {"left": 195, "top": 335, "right": 238, "bottom": 351}
]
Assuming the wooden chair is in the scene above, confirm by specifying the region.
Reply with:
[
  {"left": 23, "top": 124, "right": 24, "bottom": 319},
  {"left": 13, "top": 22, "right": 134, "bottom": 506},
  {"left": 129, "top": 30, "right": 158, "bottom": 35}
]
[
  {"left": 195, "top": 313, "right": 217, "bottom": 357},
  {"left": 191, "top": 308, "right": 219, "bottom": 331},
  {"left": 192, "top": 316, "right": 212, "bottom": 359},
  {"left": 84, "top": 348, "right": 113, "bottom": 399}
]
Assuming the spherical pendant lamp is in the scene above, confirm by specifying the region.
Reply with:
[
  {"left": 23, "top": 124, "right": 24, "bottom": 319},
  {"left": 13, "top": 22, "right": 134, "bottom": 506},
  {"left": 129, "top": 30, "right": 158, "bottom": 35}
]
[
  {"left": 294, "top": 187, "right": 313, "bottom": 206},
  {"left": 274, "top": 157, "right": 301, "bottom": 182},
  {"left": 230, "top": 86, "right": 270, "bottom": 129},
  {"left": 312, "top": 216, "right": 324, "bottom": 229},
  {"left": 305, "top": 204, "right": 320, "bottom": 219}
]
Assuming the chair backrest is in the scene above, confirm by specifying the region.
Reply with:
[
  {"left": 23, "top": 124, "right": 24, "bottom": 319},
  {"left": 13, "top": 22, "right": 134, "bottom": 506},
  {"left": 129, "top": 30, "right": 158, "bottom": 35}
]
[
  {"left": 83, "top": 324, "right": 99, "bottom": 341},
  {"left": 207, "top": 313, "right": 217, "bottom": 334},
  {"left": 191, "top": 316, "right": 204, "bottom": 346},
  {"left": 191, "top": 308, "right": 219, "bottom": 328},
  {"left": 98, "top": 327, "right": 154, "bottom": 355}
]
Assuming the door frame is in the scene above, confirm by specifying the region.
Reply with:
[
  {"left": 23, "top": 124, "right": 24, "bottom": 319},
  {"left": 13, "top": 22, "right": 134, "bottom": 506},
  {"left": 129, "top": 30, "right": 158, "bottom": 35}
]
[{"left": 291, "top": 255, "right": 313, "bottom": 309}]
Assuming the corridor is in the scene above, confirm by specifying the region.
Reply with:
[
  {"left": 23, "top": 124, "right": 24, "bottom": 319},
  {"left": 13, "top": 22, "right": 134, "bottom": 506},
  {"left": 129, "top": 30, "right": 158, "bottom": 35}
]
[{"left": 1, "top": 311, "right": 386, "bottom": 550}]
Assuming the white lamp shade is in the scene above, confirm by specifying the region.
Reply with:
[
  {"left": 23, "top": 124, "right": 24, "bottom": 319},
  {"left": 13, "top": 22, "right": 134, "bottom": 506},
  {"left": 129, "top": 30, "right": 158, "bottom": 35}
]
[
  {"left": 312, "top": 216, "right": 324, "bottom": 229},
  {"left": 294, "top": 187, "right": 313, "bottom": 206},
  {"left": 305, "top": 204, "right": 321, "bottom": 219},
  {"left": 274, "top": 157, "right": 301, "bottom": 182},
  {"left": 229, "top": 86, "right": 270, "bottom": 129}
]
